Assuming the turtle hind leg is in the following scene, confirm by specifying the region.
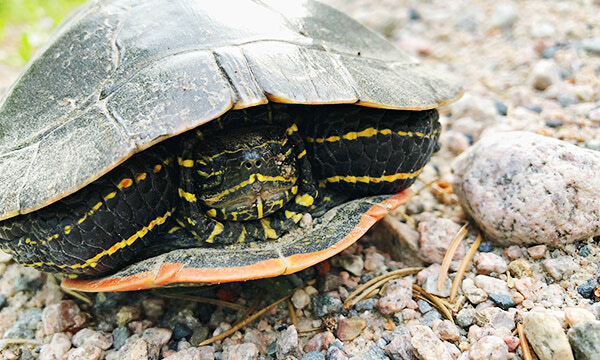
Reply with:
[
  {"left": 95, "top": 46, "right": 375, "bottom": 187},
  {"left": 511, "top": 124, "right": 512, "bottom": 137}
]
[{"left": 300, "top": 106, "right": 441, "bottom": 196}]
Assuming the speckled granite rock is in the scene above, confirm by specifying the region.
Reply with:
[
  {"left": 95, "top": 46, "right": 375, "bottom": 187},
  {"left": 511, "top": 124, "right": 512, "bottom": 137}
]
[
  {"left": 452, "top": 131, "right": 600, "bottom": 245},
  {"left": 524, "top": 312, "right": 574, "bottom": 360}
]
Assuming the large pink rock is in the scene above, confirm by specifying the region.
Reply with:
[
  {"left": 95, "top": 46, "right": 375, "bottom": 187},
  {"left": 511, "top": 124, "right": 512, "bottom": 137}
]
[{"left": 452, "top": 131, "right": 600, "bottom": 245}]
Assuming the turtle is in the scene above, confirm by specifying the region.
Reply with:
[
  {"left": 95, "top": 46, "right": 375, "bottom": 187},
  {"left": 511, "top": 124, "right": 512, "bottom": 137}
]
[{"left": 0, "top": 0, "right": 461, "bottom": 292}]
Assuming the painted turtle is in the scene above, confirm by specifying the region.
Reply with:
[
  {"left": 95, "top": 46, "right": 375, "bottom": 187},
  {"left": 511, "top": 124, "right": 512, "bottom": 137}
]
[{"left": 0, "top": 0, "right": 461, "bottom": 292}]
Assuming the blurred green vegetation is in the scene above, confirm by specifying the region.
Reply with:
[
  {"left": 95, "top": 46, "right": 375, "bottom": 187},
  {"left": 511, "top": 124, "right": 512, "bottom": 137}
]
[{"left": 0, "top": 0, "right": 87, "bottom": 64}]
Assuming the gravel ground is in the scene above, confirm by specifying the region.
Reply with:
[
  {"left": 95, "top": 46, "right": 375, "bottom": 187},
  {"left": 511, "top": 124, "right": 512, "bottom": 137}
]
[{"left": 0, "top": 1, "right": 599, "bottom": 359}]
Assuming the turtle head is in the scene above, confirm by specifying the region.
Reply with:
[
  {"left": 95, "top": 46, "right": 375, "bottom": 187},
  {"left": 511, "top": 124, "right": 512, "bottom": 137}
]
[{"left": 193, "top": 125, "right": 298, "bottom": 221}]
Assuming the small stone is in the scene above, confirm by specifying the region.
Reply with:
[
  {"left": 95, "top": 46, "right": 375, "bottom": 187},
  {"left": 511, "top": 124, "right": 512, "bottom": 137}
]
[
  {"left": 312, "top": 295, "right": 342, "bottom": 317},
  {"left": 112, "top": 325, "right": 131, "bottom": 350},
  {"left": 222, "top": 343, "right": 259, "bottom": 360},
  {"left": 468, "top": 336, "right": 510, "bottom": 360},
  {"left": 292, "top": 289, "right": 311, "bottom": 310},
  {"left": 172, "top": 323, "right": 192, "bottom": 340},
  {"left": 385, "top": 327, "right": 417, "bottom": 360},
  {"left": 336, "top": 317, "right": 366, "bottom": 341},
  {"left": 72, "top": 328, "right": 113, "bottom": 350},
  {"left": 557, "top": 95, "right": 578, "bottom": 108},
  {"left": 588, "top": 107, "right": 600, "bottom": 123},
  {"left": 327, "top": 346, "right": 349, "bottom": 360},
  {"left": 43, "top": 300, "right": 86, "bottom": 336},
  {"left": 116, "top": 305, "right": 141, "bottom": 325},
  {"left": 480, "top": 307, "right": 515, "bottom": 330},
  {"left": 452, "top": 132, "right": 600, "bottom": 246},
  {"left": 355, "top": 298, "right": 378, "bottom": 311},
  {"left": 122, "top": 338, "right": 158, "bottom": 360},
  {"left": 488, "top": 294, "right": 516, "bottom": 311},
  {"left": 39, "top": 333, "right": 71, "bottom": 360},
  {"left": 474, "top": 253, "right": 507, "bottom": 275},
  {"left": 525, "top": 104, "right": 543, "bottom": 113},
  {"left": 417, "top": 300, "right": 433, "bottom": 314},
  {"left": 410, "top": 325, "right": 452, "bottom": 360},
  {"left": 543, "top": 257, "right": 578, "bottom": 280},
  {"left": 164, "top": 346, "right": 216, "bottom": 360},
  {"left": 582, "top": 38, "right": 600, "bottom": 54},
  {"left": 377, "top": 279, "right": 413, "bottom": 315},
  {"left": 577, "top": 280, "right": 597, "bottom": 299},
  {"left": 490, "top": 3, "right": 517, "bottom": 30},
  {"left": 434, "top": 320, "right": 460, "bottom": 342},
  {"left": 418, "top": 218, "right": 465, "bottom": 264},
  {"left": 494, "top": 101, "right": 508, "bottom": 116},
  {"left": 565, "top": 308, "right": 596, "bottom": 326},
  {"left": 504, "top": 246, "right": 522, "bottom": 260},
  {"left": 507, "top": 260, "right": 532, "bottom": 278},
  {"left": 141, "top": 298, "right": 165, "bottom": 319},
  {"left": 531, "top": 22, "right": 556, "bottom": 38},
  {"left": 477, "top": 242, "right": 494, "bottom": 253},
  {"left": 529, "top": 60, "right": 561, "bottom": 90},
  {"left": 421, "top": 274, "right": 452, "bottom": 297},
  {"left": 527, "top": 245, "right": 547, "bottom": 259},
  {"left": 339, "top": 254, "right": 364, "bottom": 276},
  {"left": 276, "top": 324, "right": 298, "bottom": 359},
  {"left": 303, "top": 331, "right": 335, "bottom": 353},
  {"left": 456, "top": 308, "right": 476, "bottom": 328},
  {"left": 364, "top": 251, "right": 386, "bottom": 272},
  {"left": 420, "top": 310, "right": 442, "bottom": 327},
  {"left": 142, "top": 327, "right": 172, "bottom": 347},
  {"left": 363, "top": 346, "right": 389, "bottom": 360},
  {"left": 474, "top": 275, "right": 510, "bottom": 296},
  {"left": 67, "top": 345, "right": 102, "bottom": 360},
  {"left": 524, "top": 312, "right": 574, "bottom": 360},
  {"left": 318, "top": 274, "right": 343, "bottom": 292},
  {"left": 568, "top": 320, "right": 600, "bottom": 360},
  {"left": 4, "top": 308, "right": 43, "bottom": 339},
  {"left": 300, "top": 352, "right": 325, "bottom": 360},
  {"left": 189, "top": 325, "right": 209, "bottom": 346}
]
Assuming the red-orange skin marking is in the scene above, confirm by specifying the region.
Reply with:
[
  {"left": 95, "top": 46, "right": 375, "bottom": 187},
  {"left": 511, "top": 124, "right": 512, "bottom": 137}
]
[
  {"left": 119, "top": 178, "right": 133, "bottom": 189},
  {"left": 62, "top": 189, "right": 413, "bottom": 292}
]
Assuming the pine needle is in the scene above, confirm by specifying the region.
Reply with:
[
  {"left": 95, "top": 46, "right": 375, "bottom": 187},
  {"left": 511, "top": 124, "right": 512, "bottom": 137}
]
[
  {"left": 287, "top": 299, "right": 297, "bottom": 328},
  {"left": 438, "top": 222, "right": 469, "bottom": 292},
  {"left": 449, "top": 233, "right": 481, "bottom": 303},
  {"left": 413, "top": 284, "right": 454, "bottom": 323},
  {"left": 234, "top": 294, "right": 263, "bottom": 327},
  {"left": 517, "top": 321, "right": 534, "bottom": 360},
  {"left": 344, "top": 267, "right": 423, "bottom": 309},
  {"left": 157, "top": 293, "right": 247, "bottom": 311}
]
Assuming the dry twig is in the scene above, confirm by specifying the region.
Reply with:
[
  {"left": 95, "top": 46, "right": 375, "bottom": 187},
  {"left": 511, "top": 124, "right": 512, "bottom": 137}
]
[
  {"left": 413, "top": 284, "right": 454, "bottom": 323},
  {"left": 517, "top": 322, "right": 534, "bottom": 360}
]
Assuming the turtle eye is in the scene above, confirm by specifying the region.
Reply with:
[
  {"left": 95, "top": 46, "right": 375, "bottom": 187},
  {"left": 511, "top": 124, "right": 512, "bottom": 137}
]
[
  {"left": 244, "top": 162, "right": 252, "bottom": 169},
  {"left": 255, "top": 160, "right": 262, "bottom": 168}
]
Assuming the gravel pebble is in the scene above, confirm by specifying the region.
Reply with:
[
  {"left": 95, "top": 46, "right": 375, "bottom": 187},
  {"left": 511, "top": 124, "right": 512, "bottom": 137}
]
[
  {"left": 163, "top": 346, "right": 216, "bottom": 360},
  {"left": 468, "top": 336, "right": 510, "bottom": 360},
  {"left": 543, "top": 256, "right": 578, "bottom": 280},
  {"left": 474, "top": 275, "right": 510, "bottom": 296},
  {"left": 276, "top": 324, "right": 298, "bottom": 359},
  {"left": 336, "top": 317, "right": 366, "bottom": 341},
  {"left": 363, "top": 345, "right": 390, "bottom": 360},
  {"left": 39, "top": 333, "right": 71, "bottom": 360},
  {"left": 4, "top": 308, "right": 42, "bottom": 339},
  {"left": 301, "top": 352, "right": 325, "bottom": 360},
  {"left": 418, "top": 218, "right": 465, "bottom": 264},
  {"left": 222, "top": 343, "right": 259, "bottom": 360},
  {"left": 452, "top": 132, "right": 600, "bottom": 246},
  {"left": 421, "top": 274, "right": 452, "bottom": 298},
  {"left": 487, "top": 294, "right": 515, "bottom": 311},
  {"left": 292, "top": 289, "right": 311, "bottom": 310},
  {"left": 474, "top": 253, "right": 507, "bottom": 275},
  {"left": 72, "top": 328, "right": 113, "bottom": 350},
  {"left": 527, "top": 245, "right": 547, "bottom": 259},
  {"left": 312, "top": 295, "right": 343, "bottom": 317},
  {"left": 564, "top": 308, "right": 596, "bottom": 326},
  {"left": 377, "top": 279, "right": 413, "bottom": 315},
  {"left": 462, "top": 278, "right": 488, "bottom": 304},
  {"left": 327, "top": 346, "right": 349, "bottom": 360},
  {"left": 524, "top": 312, "right": 574, "bottom": 360},
  {"left": 304, "top": 331, "right": 335, "bottom": 353},
  {"left": 66, "top": 345, "right": 103, "bottom": 360},
  {"left": 529, "top": 60, "right": 561, "bottom": 90},
  {"left": 567, "top": 320, "right": 600, "bottom": 360},
  {"left": 507, "top": 259, "right": 532, "bottom": 278},
  {"left": 112, "top": 325, "right": 132, "bottom": 350},
  {"left": 385, "top": 327, "right": 417, "bottom": 360},
  {"left": 434, "top": 320, "right": 460, "bottom": 342},
  {"left": 410, "top": 325, "right": 452, "bottom": 360}
]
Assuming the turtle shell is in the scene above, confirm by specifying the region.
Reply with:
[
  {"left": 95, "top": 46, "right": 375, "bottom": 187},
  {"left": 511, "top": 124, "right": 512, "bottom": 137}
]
[
  {"left": 0, "top": 0, "right": 461, "bottom": 221},
  {"left": 0, "top": 0, "right": 461, "bottom": 291}
]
